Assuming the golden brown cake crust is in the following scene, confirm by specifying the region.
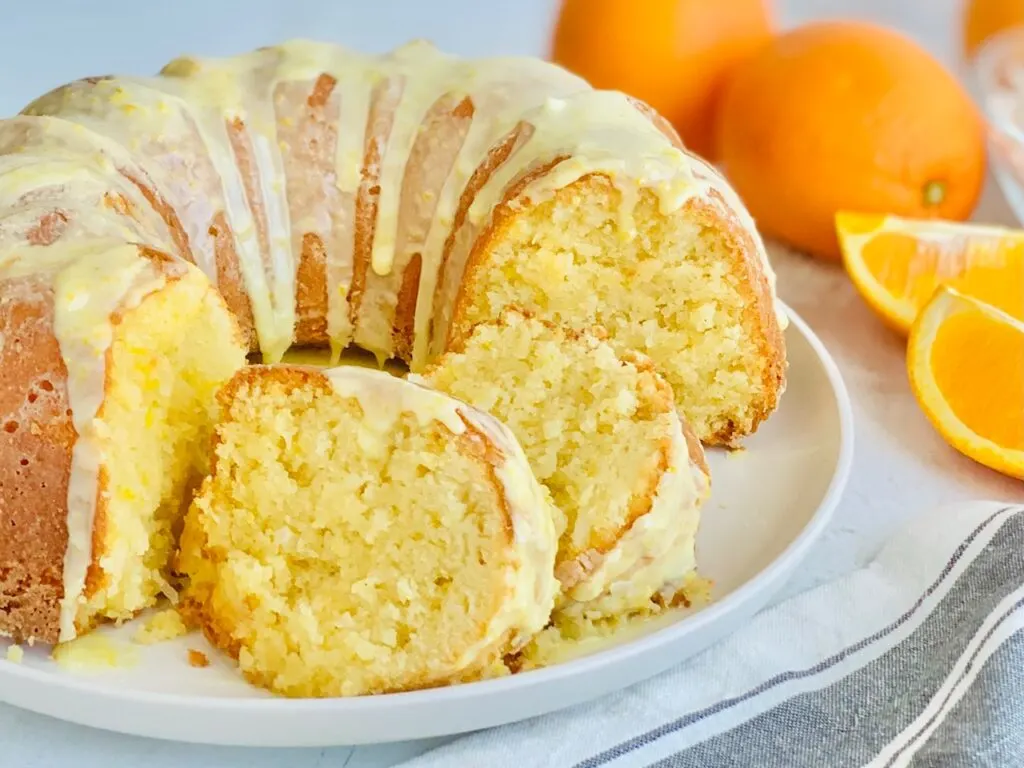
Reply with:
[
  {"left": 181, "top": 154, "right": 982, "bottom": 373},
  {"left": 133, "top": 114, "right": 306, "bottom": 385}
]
[
  {"left": 638, "top": 105, "right": 787, "bottom": 445},
  {"left": 211, "top": 210, "right": 259, "bottom": 352},
  {"left": 687, "top": 189, "right": 787, "bottom": 445},
  {"left": 120, "top": 170, "right": 194, "bottom": 262},
  {"left": 0, "top": 277, "right": 74, "bottom": 645},
  {"left": 389, "top": 95, "right": 474, "bottom": 358},
  {"left": 227, "top": 117, "right": 274, "bottom": 305},
  {"left": 215, "top": 362, "right": 334, "bottom": 413},
  {"left": 282, "top": 74, "right": 337, "bottom": 346},
  {"left": 350, "top": 79, "right": 399, "bottom": 335}
]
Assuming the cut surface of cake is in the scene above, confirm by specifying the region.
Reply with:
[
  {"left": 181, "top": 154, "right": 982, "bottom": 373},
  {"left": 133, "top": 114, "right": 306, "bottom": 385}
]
[
  {"left": 0, "top": 239, "right": 246, "bottom": 645},
  {"left": 177, "top": 365, "right": 559, "bottom": 697},
  {"left": 16, "top": 38, "right": 785, "bottom": 444},
  {"left": 449, "top": 175, "right": 786, "bottom": 443},
  {"left": 417, "top": 309, "right": 710, "bottom": 618}
]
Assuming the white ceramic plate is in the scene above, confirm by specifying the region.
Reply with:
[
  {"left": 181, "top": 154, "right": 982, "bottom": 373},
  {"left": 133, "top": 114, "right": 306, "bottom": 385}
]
[{"left": 0, "top": 304, "right": 853, "bottom": 747}]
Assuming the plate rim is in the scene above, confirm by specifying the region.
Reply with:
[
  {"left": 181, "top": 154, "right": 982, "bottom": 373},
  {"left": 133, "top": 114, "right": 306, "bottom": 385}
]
[{"left": 0, "top": 302, "right": 854, "bottom": 718}]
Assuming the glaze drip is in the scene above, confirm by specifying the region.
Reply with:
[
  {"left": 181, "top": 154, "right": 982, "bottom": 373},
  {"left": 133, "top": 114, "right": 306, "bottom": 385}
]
[{"left": 22, "top": 39, "right": 784, "bottom": 368}]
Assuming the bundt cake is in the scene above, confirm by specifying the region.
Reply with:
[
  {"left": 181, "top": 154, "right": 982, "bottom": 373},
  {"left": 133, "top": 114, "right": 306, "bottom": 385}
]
[
  {"left": 176, "top": 365, "right": 559, "bottom": 697},
  {"left": 0, "top": 37, "right": 786, "bottom": 651},
  {"left": 417, "top": 309, "right": 710, "bottom": 618},
  {"left": 0, "top": 239, "right": 246, "bottom": 645},
  {"left": 16, "top": 38, "right": 785, "bottom": 442}
]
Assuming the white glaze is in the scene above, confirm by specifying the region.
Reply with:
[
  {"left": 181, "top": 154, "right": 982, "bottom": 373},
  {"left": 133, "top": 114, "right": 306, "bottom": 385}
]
[
  {"left": 553, "top": 407, "right": 706, "bottom": 617},
  {"left": 23, "top": 38, "right": 783, "bottom": 368}
]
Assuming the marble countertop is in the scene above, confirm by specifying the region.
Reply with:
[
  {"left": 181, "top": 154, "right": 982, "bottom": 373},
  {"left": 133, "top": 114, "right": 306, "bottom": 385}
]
[{"left": 0, "top": 1, "right": 1020, "bottom": 766}]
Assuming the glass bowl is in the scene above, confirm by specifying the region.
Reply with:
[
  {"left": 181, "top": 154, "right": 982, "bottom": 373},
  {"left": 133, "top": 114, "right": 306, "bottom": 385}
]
[{"left": 973, "top": 26, "right": 1024, "bottom": 226}]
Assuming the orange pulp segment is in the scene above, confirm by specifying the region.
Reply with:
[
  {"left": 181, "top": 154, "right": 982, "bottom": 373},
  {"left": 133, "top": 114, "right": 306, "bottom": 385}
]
[
  {"left": 908, "top": 286, "right": 1024, "bottom": 479},
  {"left": 837, "top": 211, "right": 1024, "bottom": 333}
]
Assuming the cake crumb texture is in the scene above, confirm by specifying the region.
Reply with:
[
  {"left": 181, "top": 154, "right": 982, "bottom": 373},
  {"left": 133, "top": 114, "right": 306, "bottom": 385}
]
[
  {"left": 421, "top": 308, "right": 708, "bottom": 616},
  {"left": 453, "top": 178, "right": 785, "bottom": 444},
  {"left": 75, "top": 272, "right": 246, "bottom": 636},
  {"left": 517, "top": 572, "right": 713, "bottom": 669},
  {"left": 178, "top": 366, "right": 557, "bottom": 697},
  {"left": 0, "top": 38, "right": 789, "bottom": 672}
]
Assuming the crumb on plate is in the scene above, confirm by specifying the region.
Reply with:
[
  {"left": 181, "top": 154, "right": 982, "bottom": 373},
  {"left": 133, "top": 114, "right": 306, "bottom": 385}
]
[{"left": 133, "top": 608, "right": 189, "bottom": 645}]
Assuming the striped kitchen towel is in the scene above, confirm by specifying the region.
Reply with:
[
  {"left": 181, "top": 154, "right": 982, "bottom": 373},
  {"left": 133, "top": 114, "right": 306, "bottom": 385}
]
[{"left": 400, "top": 501, "right": 1024, "bottom": 768}]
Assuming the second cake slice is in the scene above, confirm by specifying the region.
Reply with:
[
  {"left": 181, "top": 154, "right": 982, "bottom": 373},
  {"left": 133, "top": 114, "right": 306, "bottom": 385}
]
[{"left": 417, "top": 309, "right": 711, "bottom": 618}]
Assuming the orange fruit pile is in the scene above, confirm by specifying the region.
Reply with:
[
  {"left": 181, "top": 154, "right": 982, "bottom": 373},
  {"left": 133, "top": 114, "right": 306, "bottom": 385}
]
[
  {"left": 551, "top": 2, "right": 1019, "bottom": 479},
  {"left": 550, "top": 0, "right": 773, "bottom": 160},
  {"left": 715, "top": 21, "right": 987, "bottom": 262}
]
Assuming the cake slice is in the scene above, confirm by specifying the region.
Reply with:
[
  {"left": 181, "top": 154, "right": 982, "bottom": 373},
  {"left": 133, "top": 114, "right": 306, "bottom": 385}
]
[
  {"left": 417, "top": 309, "right": 710, "bottom": 618},
  {"left": 177, "top": 365, "right": 559, "bottom": 697},
  {"left": 0, "top": 240, "right": 247, "bottom": 645}
]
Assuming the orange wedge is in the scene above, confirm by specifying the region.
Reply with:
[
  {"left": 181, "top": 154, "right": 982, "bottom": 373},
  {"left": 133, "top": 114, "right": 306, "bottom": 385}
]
[
  {"left": 836, "top": 212, "right": 1024, "bottom": 333},
  {"left": 908, "top": 287, "right": 1024, "bottom": 479}
]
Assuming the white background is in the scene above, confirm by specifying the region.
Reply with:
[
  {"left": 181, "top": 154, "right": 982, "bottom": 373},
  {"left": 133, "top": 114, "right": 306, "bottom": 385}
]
[{"left": 0, "top": 1, "right": 1020, "bottom": 766}]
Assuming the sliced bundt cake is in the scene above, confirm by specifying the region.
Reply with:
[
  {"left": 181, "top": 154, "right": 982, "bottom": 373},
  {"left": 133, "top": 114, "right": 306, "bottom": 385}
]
[
  {"left": 417, "top": 309, "right": 710, "bottom": 618},
  {"left": 0, "top": 238, "right": 246, "bottom": 645},
  {"left": 177, "top": 365, "right": 560, "bottom": 697},
  {"left": 0, "top": 37, "right": 787, "bottom": 654}
]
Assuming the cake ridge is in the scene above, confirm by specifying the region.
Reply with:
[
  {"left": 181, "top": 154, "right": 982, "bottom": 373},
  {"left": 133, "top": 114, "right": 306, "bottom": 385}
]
[{"left": 22, "top": 39, "right": 785, "bottom": 375}]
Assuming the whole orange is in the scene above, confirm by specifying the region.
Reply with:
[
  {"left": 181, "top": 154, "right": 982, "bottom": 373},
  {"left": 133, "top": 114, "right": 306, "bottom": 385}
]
[
  {"left": 963, "top": 0, "right": 1024, "bottom": 58},
  {"left": 715, "top": 21, "right": 987, "bottom": 261},
  {"left": 550, "top": 0, "right": 773, "bottom": 159}
]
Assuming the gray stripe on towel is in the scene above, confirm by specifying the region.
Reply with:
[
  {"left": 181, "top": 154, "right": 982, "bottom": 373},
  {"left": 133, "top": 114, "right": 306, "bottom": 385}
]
[
  {"left": 647, "top": 507, "right": 1024, "bottom": 768},
  {"left": 907, "top": 629, "right": 1024, "bottom": 768},
  {"left": 575, "top": 506, "right": 1021, "bottom": 768}
]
